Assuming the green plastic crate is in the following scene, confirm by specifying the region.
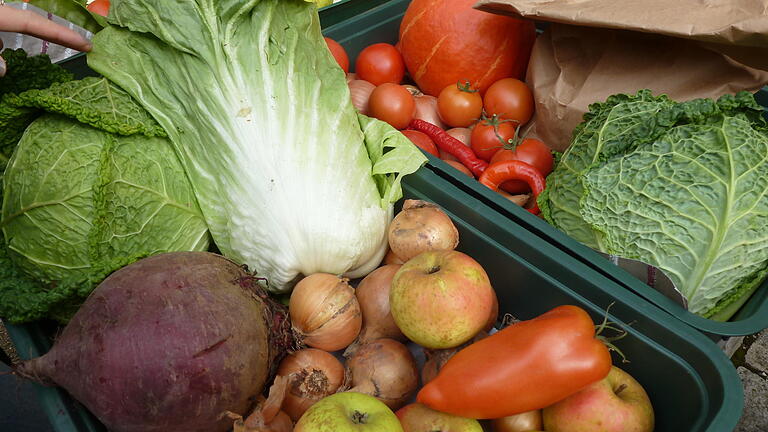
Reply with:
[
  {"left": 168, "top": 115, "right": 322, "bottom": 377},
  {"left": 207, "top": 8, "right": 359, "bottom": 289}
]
[
  {"left": 323, "top": 0, "right": 768, "bottom": 338},
  {"left": 4, "top": 2, "right": 744, "bottom": 431},
  {"left": 7, "top": 165, "right": 744, "bottom": 432}
]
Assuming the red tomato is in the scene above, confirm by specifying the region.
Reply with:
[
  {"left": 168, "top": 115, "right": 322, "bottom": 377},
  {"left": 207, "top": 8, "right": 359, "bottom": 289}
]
[
  {"left": 355, "top": 43, "right": 405, "bottom": 86},
  {"left": 324, "top": 37, "right": 350, "bottom": 73},
  {"left": 402, "top": 130, "right": 439, "bottom": 157},
  {"left": 489, "top": 137, "right": 552, "bottom": 193},
  {"left": 437, "top": 82, "right": 483, "bottom": 128},
  {"left": 86, "top": 0, "right": 110, "bottom": 16},
  {"left": 368, "top": 83, "right": 415, "bottom": 130},
  {"left": 483, "top": 78, "right": 534, "bottom": 125},
  {"left": 470, "top": 117, "right": 517, "bottom": 162}
]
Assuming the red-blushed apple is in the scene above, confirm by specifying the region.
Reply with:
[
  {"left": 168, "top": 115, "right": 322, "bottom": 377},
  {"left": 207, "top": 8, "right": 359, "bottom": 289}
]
[
  {"left": 490, "top": 409, "right": 543, "bottom": 432},
  {"left": 294, "top": 392, "right": 403, "bottom": 432},
  {"left": 396, "top": 403, "right": 483, "bottom": 432},
  {"left": 543, "top": 366, "right": 654, "bottom": 432},
  {"left": 389, "top": 249, "right": 494, "bottom": 349}
]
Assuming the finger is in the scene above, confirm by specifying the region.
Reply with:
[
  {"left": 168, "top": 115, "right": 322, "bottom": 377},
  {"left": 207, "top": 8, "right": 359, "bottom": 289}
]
[
  {"left": 0, "top": 8, "right": 91, "bottom": 52},
  {"left": 0, "top": 55, "right": 5, "bottom": 78}
]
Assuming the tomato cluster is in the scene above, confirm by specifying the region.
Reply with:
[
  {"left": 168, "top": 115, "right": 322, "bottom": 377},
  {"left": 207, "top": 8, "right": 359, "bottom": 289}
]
[{"left": 323, "top": 38, "right": 553, "bottom": 213}]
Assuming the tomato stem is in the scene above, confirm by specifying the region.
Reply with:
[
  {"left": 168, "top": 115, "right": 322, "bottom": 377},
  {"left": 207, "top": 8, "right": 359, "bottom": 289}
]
[{"left": 457, "top": 79, "right": 479, "bottom": 94}]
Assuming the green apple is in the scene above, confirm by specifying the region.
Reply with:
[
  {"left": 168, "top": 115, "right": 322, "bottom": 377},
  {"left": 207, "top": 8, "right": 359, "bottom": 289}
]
[
  {"left": 294, "top": 392, "right": 404, "bottom": 432},
  {"left": 543, "top": 366, "right": 654, "bottom": 432}
]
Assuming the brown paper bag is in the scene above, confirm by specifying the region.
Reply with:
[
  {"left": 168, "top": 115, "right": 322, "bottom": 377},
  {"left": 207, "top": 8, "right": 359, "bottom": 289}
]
[{"left": 475, "top": 0, "right": 768, "bottom": 151}]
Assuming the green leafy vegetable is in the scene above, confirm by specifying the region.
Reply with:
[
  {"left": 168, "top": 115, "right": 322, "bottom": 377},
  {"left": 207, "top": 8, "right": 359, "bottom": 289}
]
[
  {"left": 0, "top": 77, "right": 209, "bottom": 323},
  {"left": 27, "top": 0, "right": 105, "bottom": 33},
  {"left": 541, "top": 90, "right": 768, "bottom": 319},
  {"left": 88, "top": 0, "right": 427, "bottom": 292}
]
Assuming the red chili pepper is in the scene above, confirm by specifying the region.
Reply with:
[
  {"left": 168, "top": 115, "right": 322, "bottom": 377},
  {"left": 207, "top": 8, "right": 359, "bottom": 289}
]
[
  {"left": 478, "top": 160, "right": 545, "bottom": 215},
  {"left": 416, "top": 305, "right": 615, "bottom": 419},
  {"left": 408, "top": 119, "right": 488, "bottom": 178}
]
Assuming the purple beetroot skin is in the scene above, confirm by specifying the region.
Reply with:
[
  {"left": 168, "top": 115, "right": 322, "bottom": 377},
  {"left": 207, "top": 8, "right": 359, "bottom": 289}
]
[{"left": 17, "top": 251, "right": 293, "bottom": 432}]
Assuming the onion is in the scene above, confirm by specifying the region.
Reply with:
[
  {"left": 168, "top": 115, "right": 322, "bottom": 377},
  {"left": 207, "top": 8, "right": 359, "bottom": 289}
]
[
  {"left": 277, "top": 348, "right": 346, "bottom": 421},
  {"left": 498, "top": 190, "right": 531, "bottom": 207},
  {"left": 414, "top": 94, "right": 446, "bottom": 130},
  {"left": 388, "top": 199, "right": 459, "bottom": 261},
  {"left": 383, "top": 248, "right": 405, "bottom": 265},
  {"left": 230, "top": 377, "right": 294, "bottom": 432},
  {"left": 345, "top": 338, "right": 419, "bottom": 410},
  {"left": 421, "top": 332, "right": 488, "bottom": 384},
  {"left": 346, "top": 72, "right": 357, "bottom": 82},
  {"left": 443, "top": 160, "right": 474, "bottom": 178},
  {"left": 289, "top": 273, "right": 362, "bottom": 351},
  {"left": 348, "top": 79, "right": 375, "bottom": 115},
  {"left": 402, "top": 85, "right": 446, "bottom": 129},
  {"left": 441, "top": 128, "right": 472, "bottom": 161},
  {"left": 491, "top": 410, "right": 543, "bottom": 432},
  {"left": 345, "top": 265, "right": 405, "bottom": 356}
]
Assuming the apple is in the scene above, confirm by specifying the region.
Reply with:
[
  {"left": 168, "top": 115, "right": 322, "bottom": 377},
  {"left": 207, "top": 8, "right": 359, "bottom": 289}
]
[
  {"left": 294, "top": 391, "right": 404, "bottom": 432},
  {"left": 543, "top": 366, "right": 654, "bottom": 432},
  {"left": 396, "top": 403, "right": 483, "bottom": 432},
  {"left": 389, "top": 249, "right": 494, "bottom": 349}
]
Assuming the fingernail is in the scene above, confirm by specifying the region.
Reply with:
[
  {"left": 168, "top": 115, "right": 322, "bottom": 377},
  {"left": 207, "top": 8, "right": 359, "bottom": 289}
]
[
  {"left": 0, "top": 56, "right": 6, "bottom": 78},
  {"left": 84, "top": 43, "right": 93, "bottom": 52}
]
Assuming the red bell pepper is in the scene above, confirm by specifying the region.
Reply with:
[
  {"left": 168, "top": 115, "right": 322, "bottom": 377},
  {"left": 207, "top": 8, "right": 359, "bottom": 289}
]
[{"left": 417, "top": 305, "right": 614, "bottom": 419}]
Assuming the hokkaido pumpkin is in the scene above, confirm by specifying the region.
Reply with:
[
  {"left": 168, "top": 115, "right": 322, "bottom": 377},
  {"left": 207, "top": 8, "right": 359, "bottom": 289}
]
[{"left": 398, "top": 0, "right": 536, "bottom": 97}]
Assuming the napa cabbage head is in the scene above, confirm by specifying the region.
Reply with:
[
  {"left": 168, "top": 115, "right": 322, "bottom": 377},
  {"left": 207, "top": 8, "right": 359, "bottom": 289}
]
[{"left": 87, "top": 0, "right": 427, "bottom": 292}]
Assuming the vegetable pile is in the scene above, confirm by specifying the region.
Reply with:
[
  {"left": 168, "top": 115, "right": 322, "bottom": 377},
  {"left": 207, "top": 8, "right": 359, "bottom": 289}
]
[
  {"left": 327, "top": 0, "right": 553, "bottom": 215},
  {"left": 540, "top": 90, "right": 768, "bottom": 320}
]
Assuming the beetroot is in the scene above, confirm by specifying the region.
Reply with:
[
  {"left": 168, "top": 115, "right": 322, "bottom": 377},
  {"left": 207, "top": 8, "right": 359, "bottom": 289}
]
[{"left": 16, "top": 251, "right": 294, "bottom": 432}]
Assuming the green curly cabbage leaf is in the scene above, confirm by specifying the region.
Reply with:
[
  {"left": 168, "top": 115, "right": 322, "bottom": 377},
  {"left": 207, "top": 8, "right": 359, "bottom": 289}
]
[
  {"left": 0, "top": 75, "right": 209, "bottom": 323},
  {"left": 541, "top": 90, "right": 768, "bottom": 320}
]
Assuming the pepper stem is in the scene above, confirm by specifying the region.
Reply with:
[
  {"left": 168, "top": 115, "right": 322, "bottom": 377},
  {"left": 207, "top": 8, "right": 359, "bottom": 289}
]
[{"left": 594, "top": 302, "right": 630, "bottom": 363}]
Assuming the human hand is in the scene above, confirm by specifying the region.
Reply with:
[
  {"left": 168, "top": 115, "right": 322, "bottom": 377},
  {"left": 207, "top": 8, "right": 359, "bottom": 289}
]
[{"left": 0, "top": 3, "right": 92, "bottom": 77}]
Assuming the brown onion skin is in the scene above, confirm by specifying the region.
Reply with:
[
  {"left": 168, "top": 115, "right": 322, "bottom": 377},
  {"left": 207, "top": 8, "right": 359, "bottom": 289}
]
[
  {"left": 421, "top": 331, "right": 489, "bottom": 385},
  {"left": 289, "top": 273, "right": 362, "bottom": 352},
  {"left": 346, "top": 265, "right": 405, "bottom": 356},
  {"left": 345, "top": 338, "right": 419, "bottom": 410},
  {"left": 491, "top": 410, "right": 543, "bottom": 432},
  {"left": 387, "top": 200, "right": 459, "bottom": 261},
  {"left": 383, "top": 248, "right": 405, "bottom": 265},
  {"left": 277, "top": 349, "right": 345, "bottom": 422}
]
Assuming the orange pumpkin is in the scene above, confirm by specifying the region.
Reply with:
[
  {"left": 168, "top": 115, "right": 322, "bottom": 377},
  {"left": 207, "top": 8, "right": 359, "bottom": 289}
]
[{"left": 398, "top": 0, "right": 536, "bottom": 97}]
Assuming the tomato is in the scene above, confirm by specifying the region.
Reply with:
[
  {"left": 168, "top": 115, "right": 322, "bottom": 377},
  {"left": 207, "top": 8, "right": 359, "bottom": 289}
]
[
  {"left": 437, "top": 81, "right": 483, "bottom": 128},
  {"left": 417, "top": 305, "right": 613, "bottom": 419},
  {"left": 470, "top": 117, "right": 516, "bottom": 162},
  {"left": 490, "top": 138, "right": 553, "bottom": 194},
  {"left": 483, "top": 78, "right": 534, "bottom": 125},
  {"left": 355, "top": 43, "right": 405, "bottom": 86},
  {"left": 368, "top": 84, "right": 415, "bottom": 130},
  {"left": 324, "top": 37, "right": 349, "bottom": 74},
  {"left": 402, "top": 130, "right": 439, "bottom": 157},
  {"left": 86, "top": 0, "right": 110, "bottom": 16}
]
